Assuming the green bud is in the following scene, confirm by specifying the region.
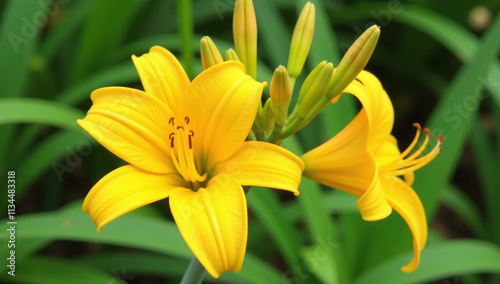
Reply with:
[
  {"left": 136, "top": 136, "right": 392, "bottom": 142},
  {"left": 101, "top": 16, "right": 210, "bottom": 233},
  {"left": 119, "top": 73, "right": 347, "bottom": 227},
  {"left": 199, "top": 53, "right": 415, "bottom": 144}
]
[
  {"left": 233, "top": 0, "right": 257, "bottom": 78},
  {"left": 270, "top": 65, "right": 291, "bottom": 125},
  {"left": 200, "top": 36, "right": 224, "bottom": 69},
  {"left": 225, "top": 48, "right": 241, "bottom": 61},
  {"left": 296, "top": 61, "right": 334, "bottom": 118},
  {"left": 326, "top": 25, "right": 380, "bottom": 100},
  {"left": 261, "top": 98, "right": 275, "bottom": 134},
  {"left": 287, "top": 2, "right": 315, "bottom": 78}
]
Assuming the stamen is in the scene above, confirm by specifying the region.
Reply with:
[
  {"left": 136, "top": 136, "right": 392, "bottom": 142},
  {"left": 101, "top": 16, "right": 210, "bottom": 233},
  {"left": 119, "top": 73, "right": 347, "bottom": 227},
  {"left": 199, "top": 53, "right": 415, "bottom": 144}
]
[
  {"left": 169, "top": 133, "right": 175, "bottom": 148},
  {"left": 188, "top": 130, "right": 194, "bottom": 149},
  {"left": 403, "top": 128, "right": 430, "bottom": 164},
  {"left": 168, "top": 116, "right": 207, "bottom": 183},
  {"left": 399, "top": 123, "right": 421, "bottom": 158},
  {"left": 390, "top": 132, "right": 443, "bottom": 177}
]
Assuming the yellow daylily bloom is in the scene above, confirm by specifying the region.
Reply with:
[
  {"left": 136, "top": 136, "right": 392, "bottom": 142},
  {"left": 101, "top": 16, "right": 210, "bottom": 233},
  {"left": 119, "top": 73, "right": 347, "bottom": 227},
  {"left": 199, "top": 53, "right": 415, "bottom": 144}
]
[
  {"left": 302, "top": 70, "right": 442, "bottom": 273},
  {"left": 77, "top": 46, "right": 304, "bottom": 278}
]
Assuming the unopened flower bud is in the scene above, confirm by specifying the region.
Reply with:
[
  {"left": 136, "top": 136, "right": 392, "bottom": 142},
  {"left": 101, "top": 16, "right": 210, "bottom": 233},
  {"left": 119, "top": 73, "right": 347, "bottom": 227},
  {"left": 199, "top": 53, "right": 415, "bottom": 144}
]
[
  {"left": 233, "top": 0, "right": 257, "bottom": 79},
  {"left": 296, "top": 61, "right": 333, "bottom": 118},
  {"left": 261, "top": 98, "right": 275, "bottom": 133},
  {"left": 287, "top": 2, "right": 315, "bottom": 78},
  {"left": 326, "top": 25, "right": 380, "bottom": 100},
  {"left": 200, "top": 36, "right": 224, "bottom": 69},
  {"left": 270, "top": 65, "right": 291, "bottom": 125},
  {"left": 225, "top": 48, "right": 240, "bottom": 61}
]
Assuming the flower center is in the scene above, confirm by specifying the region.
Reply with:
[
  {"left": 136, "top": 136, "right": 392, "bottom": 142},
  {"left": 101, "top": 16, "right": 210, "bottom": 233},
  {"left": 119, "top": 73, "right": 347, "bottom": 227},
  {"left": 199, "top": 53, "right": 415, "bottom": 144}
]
[
  {"left": 169, "top": 116, "right": 207, "bottom": 183},
  {"left": 387, "top": 123, "right": 443, "bottom": 177}
]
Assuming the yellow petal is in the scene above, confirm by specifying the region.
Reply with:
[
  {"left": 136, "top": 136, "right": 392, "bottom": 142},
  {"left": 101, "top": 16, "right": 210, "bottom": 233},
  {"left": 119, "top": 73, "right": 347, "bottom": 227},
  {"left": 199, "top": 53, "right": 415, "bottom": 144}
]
[
  {"left": 82, "top": 165, "right": 186, "bottom": 231},
  {"left": 131, "top": 46, "right": 190, "bottom": 110},
  {"left": 169, "top": 174, "right": 247, "bottom": 278},
  {"left": 77, "top": 87, "right": 174, "bottom": 173},
  {"left": 376, "top": 135, "right": 401, "bottom": 169},
  {"left": 357, "top": 163, "right": 392, "bottom": 221},
  {"left": 383, "top": 176, "right": 427, "bottom": 273},
  {"left": 214, "top": 141, "right": 304, "bottom": 195},
  {"left": 178, "top": 61, "right": 266, "bottom": 171},
  {"left": 302, "top": 110, "right": 374, "bottom": 196},
  {"left": 343, "top": 71, "right": 394, "bottom": 152}
]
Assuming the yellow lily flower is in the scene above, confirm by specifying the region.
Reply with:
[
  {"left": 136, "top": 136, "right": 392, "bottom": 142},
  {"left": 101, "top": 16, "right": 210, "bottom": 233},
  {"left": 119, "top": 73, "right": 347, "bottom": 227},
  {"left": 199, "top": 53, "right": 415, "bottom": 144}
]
[
  {"left": 77, "top": 46, "right": 304, "bottom": 278},
  {"left": 302, "top": 70, "right": 442, "bottom": 273}
]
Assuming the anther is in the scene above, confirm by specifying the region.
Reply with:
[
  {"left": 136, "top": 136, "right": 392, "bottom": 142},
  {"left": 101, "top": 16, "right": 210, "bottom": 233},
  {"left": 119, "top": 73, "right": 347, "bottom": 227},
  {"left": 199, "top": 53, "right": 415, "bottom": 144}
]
[
  {"left": 437, "top": 135, "right": 444, "bottom": 143},
  {"left": 424, "top": 128, "right": 431, "bottom": 138},
  {"left": 169, "top": 117, "right": 175, "bottom": 126},
  {"left": 169, "top": 133, "right": 175, "bottom": 148},
  {"left": 412, "top": 122, "right": 421, "bottom": 131},
  {"left": 185, "top": 116, "right": 190, "bottom": 124},
  {"left": 188, "top": 130, "right": 194, "bottom": 149}
]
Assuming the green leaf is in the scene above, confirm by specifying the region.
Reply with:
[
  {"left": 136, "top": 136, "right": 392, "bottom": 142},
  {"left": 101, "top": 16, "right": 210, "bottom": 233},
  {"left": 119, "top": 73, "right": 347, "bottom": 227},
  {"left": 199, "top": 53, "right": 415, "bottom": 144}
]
[
  {"left": 247, "top": 189, "right": 302, "bottom": 269},
  {"left": 470, "top": 117, "right": 500, "bottom": 241},
  {"left": 354, "top": 240, "right": 500, "bottom": 284},
  {"left": 57, "top": 62, "right": 137, "bottom": 105},
  {"left": 72, "top": 0, "right": 143, "bottom": 81},
  {"left": 16, "top": 131, "right": 93, "bottom": 193},
  {"left": 416, "top": 12, "right": 500, "bottom": 217},
  {"left": 40, "top": 1, "right": 94, "bottom": 62},
  {"left": 0, "top": 98, "right": 84, "bottom": 130},
  {"left": 2, "top": 256, "right": 122, "bottom": 284},
  {"left": 440, "top": 184, "right": 486, "bottom": 238},
  {"left": 0, "top": 0, "right": 51, "bottom": 179},
  {"left": 0, "top": 209, "right": 284, "bottom": 283},
  {"left": 254, "top": 0, "right": 291, "bottom": 67},
  {"left": 0, "top": 0, "right": 47, "bottom": 97},
  {"left": 283, "top": 136, "right": 348, "bottom": 284},
  {"left": 284, "top": 190, "right": 358, "bottom": 221}
]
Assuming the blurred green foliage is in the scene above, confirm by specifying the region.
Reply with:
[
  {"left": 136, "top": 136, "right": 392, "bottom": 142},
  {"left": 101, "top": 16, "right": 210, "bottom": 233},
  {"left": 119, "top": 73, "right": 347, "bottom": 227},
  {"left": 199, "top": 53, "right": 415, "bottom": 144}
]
[{"left": 0, "top": 0, "right": 499, "bottom": 283}]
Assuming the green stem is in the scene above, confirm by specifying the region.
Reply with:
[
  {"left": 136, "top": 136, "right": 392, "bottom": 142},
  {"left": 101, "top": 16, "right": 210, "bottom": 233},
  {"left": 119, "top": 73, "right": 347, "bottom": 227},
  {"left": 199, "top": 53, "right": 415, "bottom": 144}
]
[
  {"left": 180, "top": 257, "right": 206, "bottom": 284},
  {"left": 178, "top": 0, "right": 193, "bottom": 78}
]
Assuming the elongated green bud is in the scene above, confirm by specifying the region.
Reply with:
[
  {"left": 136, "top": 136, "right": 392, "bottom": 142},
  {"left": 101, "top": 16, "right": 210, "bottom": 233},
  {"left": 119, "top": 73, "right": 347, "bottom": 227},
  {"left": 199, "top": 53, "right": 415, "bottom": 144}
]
[
  {"left": 287, "top": 2, "right": 315, "bottom": 78},
  {"left": 200, "top": 36, "right": 224, "bottom": 69},
  {"left": 296, "top": 61, "right": 334, "bottom": 118},
  {"left": 225, "top": 48, "right": 241, "bottom": 61},
  {"left": 233, "top": 0, "right": 257, "bottom": 78},
  {"left": 261, "top": 98, "right": 275, "bottom": 134},
  {"left": 326, "top": 25, "right": 380, "bottom": 100},
  {"left": 270, "top": 65, "right": 291, "bottom": 125}
]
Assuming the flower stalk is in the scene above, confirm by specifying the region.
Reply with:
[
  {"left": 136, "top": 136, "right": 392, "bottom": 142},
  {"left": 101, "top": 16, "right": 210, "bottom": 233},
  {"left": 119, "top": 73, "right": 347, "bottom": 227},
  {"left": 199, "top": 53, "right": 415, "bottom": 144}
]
[{"left": 180, "top": 257, "right": 206, "bottom": 284}]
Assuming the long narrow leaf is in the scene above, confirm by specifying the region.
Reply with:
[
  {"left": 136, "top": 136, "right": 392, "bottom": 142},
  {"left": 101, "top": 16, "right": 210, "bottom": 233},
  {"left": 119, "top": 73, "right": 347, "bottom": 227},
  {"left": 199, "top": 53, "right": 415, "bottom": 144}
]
[
  {"left": 0, "top": 98, "right": 83, "bottom": 131},
  {"left": 355, "top": 240, "right": 500, "bottom": 284}
]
